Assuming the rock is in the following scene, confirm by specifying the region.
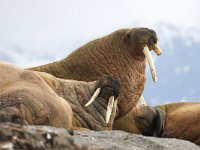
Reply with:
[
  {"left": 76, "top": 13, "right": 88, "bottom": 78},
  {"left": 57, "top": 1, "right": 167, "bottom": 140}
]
[{"left": 0, "top": 123, "right": 199, "bottom": 150}]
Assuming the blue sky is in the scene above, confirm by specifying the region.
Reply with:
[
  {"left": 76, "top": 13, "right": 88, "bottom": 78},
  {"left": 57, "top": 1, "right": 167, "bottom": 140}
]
[
  {"left": 0, "top": 0, "right": 200, "bottom": 105},
  {"left": 0, "top": 0, "right": 199, "bottom": 45}
]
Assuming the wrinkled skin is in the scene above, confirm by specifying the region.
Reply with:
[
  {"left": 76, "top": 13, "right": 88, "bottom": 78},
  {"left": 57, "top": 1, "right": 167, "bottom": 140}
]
[
  {"left": 0, "top": 62, "right": 121, "bottom": 131},
  {"left": 28, "top": 27, "right": 159, "bottom": 118},
  {"left": 113, "top": 102, "right": 200, "bottom": 145},
  {"left": 158, "top": 102, "right": 200, "bottom": 145}
]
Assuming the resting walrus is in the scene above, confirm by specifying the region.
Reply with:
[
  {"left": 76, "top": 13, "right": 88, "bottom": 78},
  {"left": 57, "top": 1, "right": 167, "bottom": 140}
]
[
  {"left": 0, "top": 62, "right": 121, "bottom": 130},
  {"left": 113, "top": 102, "right": 200, "bottom": 145},
  {"left": 28, "top": 27, "right": 162, "bottom": 118},
  {"left": 1, "top": 62, "right": 199, "bottom": 145}
]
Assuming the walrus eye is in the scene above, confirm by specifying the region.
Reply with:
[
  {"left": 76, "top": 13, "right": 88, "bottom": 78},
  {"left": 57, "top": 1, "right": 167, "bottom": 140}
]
[
  {"left": 12, "top": 114, "right": 21, "bottom": 124},
  {"left": 137, "top": 116, "right": 146, "bottom": 123}
]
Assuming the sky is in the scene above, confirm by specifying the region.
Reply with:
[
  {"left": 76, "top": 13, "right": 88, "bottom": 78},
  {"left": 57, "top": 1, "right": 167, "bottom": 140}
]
[
  {"left": 0, "top": 0, "right": 199, "bottom": 45},
  {"left": 0, "top": 0, "right": 200, "bottom": 105}
]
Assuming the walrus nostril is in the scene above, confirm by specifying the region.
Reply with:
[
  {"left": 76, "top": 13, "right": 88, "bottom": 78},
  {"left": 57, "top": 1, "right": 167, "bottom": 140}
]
[{"left": 148, "top": 39, "right": 155, "bottom": 47}]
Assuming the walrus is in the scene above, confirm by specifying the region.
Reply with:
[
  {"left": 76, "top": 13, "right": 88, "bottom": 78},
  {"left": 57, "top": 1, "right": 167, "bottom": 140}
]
[
  {"left": 28, "top": 27, "right": 162, "bottom": 118},
  {"left": 113, "top": 101, "right": 200, "bottom": 145},
  {"left": 0, "top": 62, "right": 121, "bottom": 130},
  {"left": 1, "top": 63, "right": 199, "bottom": 145}
]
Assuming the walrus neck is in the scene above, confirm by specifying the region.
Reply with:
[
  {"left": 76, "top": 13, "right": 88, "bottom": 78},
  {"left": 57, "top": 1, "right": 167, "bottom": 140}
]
[
  {"left": 92, "top": 34, "right": 147, "bottom": 117},
  {"left": 131, "top": 51, "right": 146, "bottom": 62}
]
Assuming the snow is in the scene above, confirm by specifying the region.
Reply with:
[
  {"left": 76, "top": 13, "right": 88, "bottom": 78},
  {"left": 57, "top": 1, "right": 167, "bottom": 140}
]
[{"left": 0, "top": 0, "right": 200, "bottom": 105}]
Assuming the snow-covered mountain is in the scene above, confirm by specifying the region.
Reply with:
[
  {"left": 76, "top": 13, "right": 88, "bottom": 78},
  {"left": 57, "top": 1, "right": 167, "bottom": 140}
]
[
  {"left": 144, "top": 24, "right": 200, "bottom": 105},
  {"left": 0, "top": 24, "right": 200, "bottom": 105}
]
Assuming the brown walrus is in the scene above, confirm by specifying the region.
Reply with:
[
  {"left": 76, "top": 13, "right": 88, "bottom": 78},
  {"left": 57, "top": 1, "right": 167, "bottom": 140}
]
[
  {"left": 28, "top": 27, "right": 162, "bottom": 118},
  {"left": 113, "top": 102, "right": 200, "bottom": 145},
  {"left": 0, "top": 62, "right": 121, "bottom": 130},
  {"left": 1, "top": 62, "right": 199, "bottom": 145}
]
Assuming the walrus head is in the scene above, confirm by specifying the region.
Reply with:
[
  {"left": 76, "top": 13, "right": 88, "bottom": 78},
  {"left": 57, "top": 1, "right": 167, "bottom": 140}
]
[
  {"left": 134, "top": 106, "right": 165, "bottom": 136},
  {"left": 85, "top": 75, "right": 121, "bottom": 124},
  {"left": 113, "top": 99, "right": 165, "bottom": 136},
  {"left": 124, "top": 27, "right": 162, "bottom": 82}
]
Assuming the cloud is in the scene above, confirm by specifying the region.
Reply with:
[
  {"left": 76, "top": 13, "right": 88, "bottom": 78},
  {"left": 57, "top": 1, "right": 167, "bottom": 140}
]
[
  {"left": 0, "top": 0, "right": 200, "bottom": 104},
  {"left": 0, "top": 0, "right": 199, "bottom": 43},
  {"left": 174, "top": 65, "right": 191, "bottom": 74}
]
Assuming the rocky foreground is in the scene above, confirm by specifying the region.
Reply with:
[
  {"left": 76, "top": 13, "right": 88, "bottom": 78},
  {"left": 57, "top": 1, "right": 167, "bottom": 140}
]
[{"left": 0, "top": 123, "right": 199, "bottom": 150}]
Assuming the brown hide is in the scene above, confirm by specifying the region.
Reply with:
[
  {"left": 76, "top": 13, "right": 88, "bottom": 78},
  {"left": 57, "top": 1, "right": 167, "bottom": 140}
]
[
  {"left": 0, "top": 62, "right": 73, "bottom": 129},
  {"left": 38, "top": 72, "right": 121, "bottom": 130},
  {"left": 0, "top": 62, "right": 120, "bottom": 131},
  {"left": 113, "top": 102, "right": 200, "bottom": 145},
  {"left": 159, "top": 102, "right": 200, "bottom": 145},
  {"left": 113, "top": 106, "right": 159, "bottom": 136},
  {"left": 28, "top": 27, "right": 159, "bottom": 117}
]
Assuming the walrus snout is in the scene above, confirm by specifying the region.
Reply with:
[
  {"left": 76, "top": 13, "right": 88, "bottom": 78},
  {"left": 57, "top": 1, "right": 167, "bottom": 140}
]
[
  {"left": 85, "top": 75, "right": 121, "bottom": 123},
  {"left": 98, "top": 75, "right": 121, "bottom": 99},
  {"left": 85, "top": 75, "right": 121, "bottom": 106},
  {"left": 134, "top": 106, "right": 163, "bottom": 137}
]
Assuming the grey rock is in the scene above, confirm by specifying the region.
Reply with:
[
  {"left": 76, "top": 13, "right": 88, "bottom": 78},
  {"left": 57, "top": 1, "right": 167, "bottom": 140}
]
[{"left": 0, "top": 123, "right": 199, "bottom": 150}]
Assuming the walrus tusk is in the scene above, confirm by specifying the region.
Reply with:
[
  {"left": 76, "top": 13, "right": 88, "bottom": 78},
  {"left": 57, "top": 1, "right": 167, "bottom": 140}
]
[
  {"left": 153, "top": 44, "right": 163, "bottom": 56},
  {"left": 112, "top": 99, "right": 118, "bottom": 119},
  {"left": 143, "top": 45, "right": 157, "bottom": 82},
  {"left": 113, "top": 98, "right": 118, "bottom": 114},
  {"left": 85, "top": 88, "right": 101, "bottom": 107},
  {"left": 136, "top": 95, "right": 147, "bottom": 108},
  {"left": 105, "top": 96, "right": 115, "bottom": 123},
  {"left": 139, "top": 96, "right": 147, "bottom": 106},
  {"left": 109, "top": 98, "right": 118, "bottom": 124}
]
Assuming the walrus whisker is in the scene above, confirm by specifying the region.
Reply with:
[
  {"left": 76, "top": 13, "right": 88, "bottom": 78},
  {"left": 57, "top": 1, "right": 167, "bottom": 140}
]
[{"left": 85, "top": 88, "right": 101, "bottom": 107}]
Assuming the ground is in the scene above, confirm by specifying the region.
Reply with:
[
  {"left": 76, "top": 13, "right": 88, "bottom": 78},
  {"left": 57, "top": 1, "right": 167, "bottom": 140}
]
[{"left": 0, "top": 123, "right": 199, "bottom": 150}]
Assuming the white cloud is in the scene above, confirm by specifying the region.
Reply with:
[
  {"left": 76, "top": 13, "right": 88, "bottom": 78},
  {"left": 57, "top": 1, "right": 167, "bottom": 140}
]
[
  {"left": 180, "top": 98, "right": 187, "bottom": 102},
  {"left": 182, "top": 65, "right": 190, "bottom": 73},
  {"left": 0, "top": 0, "right": 200, "bottom": 68},
  {"left": 0, "top": 0, "right": 199, "bottom": 43},
  {"left": 174, "top": 65, "right": 191, "bottom": 74},
  {"left": 174, "top": 67, "right": 181, "bottom": 74}
]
